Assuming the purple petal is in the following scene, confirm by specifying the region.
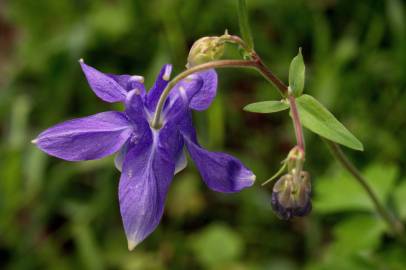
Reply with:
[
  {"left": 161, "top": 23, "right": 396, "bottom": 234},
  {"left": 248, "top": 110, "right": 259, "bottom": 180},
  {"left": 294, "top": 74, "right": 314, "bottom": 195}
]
[
  {"left": 80, "top": 60, "right": 127, "bottom": 103},
  {"left": 114, "top": 142, "right": 129, "bottom": 172},
  {"left": 161, "top": 90, "right": 195, "bottom": 126},
  {"left": 125, "top": 89, "right": 149, "bottom": 125},
  {"left": 119, "top": 122, "right": 182, "bottom": 249},
  {"left": 181, "top": 119, "right": 255, "bottom": 193},
  {"left": 188, "top": 69, "right": 217, "bottom": 111},
  {"left": 107, "top": 74, "right": 146, "bottom": 98},
  {"left": 34, "top": 111, "right": 133, "bottom": 161},
  {"left": 174, "top": 149, "right": 187, "bottom": 175},
  {"left": 145, "top": 64, "right": 172, "bottom": 111},
  {"left": 162, "top": 69, "right": 217, "bottom": 123}
]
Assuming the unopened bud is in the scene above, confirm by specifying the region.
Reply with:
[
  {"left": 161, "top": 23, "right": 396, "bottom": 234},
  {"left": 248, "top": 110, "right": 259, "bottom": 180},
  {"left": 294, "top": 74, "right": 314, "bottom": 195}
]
[
  {"left": 271, "top": 171, "right": 312, "bottom": 220},
  {"left": 186, "top": 36, "right": 225, "bottom": 68}
]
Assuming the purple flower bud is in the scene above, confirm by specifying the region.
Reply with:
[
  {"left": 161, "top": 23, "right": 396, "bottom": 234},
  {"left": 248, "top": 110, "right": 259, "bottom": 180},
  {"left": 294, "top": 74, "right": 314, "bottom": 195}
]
[{"left": 271, "top": 171, "right": 312, "bottom": 220}]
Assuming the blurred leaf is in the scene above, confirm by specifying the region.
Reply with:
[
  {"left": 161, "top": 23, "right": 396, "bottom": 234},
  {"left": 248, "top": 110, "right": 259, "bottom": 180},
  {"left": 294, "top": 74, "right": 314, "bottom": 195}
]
[
  {"left": 387, "top": 0, "right": 405, "bottom": 36},
  {"left": 393, "top": 179, "right": 406, "bottom": 220},
  {"left": 378, "top": 246, "right": 406, "bottom": 270},
  {"left": 208, "top": 94, "right": 225, "bottom": 147},
  {"left": 295, "top": 94, "right": 363, "bottom": 151},
  {"left": 90, "top": 4, "right": 132, "bottom": 39},
  {"left": 243, "top": 100, "right": 289, "bottom": 113},
  {"left": 24, "top": 146, "right": 47, "bottom": 200},
  {"left": 307, "top": 216, "right": 386, "bottom": 270},
  {"left": 72, "top": 223, "right": 104, "bottom": 270},
  {"left": 166, "top": 173, "right": 205, "bottom": 218},
  {"left": 191, "top": 224, "right": 244, "bottom": 269},
  {"left": 237, "top": 0, "right": 254, "bottom": 50},
  {"left": 314, "top": 164, "right": 398, "bottom": 213},
  {"left": 289, "top": 48, "right": 305, "bottom": 97},
  {"left": 330, "top": 215, "right": 385, "bottom": 255},
  {"left": 9, "top": 95, "right": 31, "bottom": 149}
]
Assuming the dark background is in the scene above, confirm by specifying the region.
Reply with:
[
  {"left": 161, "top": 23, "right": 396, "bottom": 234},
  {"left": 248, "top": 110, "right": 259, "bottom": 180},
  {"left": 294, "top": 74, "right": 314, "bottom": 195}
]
[{"left": 1, "top": 0, "right": 405, "bottom": 269}]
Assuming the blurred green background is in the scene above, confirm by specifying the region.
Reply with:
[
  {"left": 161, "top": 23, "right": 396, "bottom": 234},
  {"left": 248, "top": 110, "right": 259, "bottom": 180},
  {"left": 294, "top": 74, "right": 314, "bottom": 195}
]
[{"left": 1, "top": 0, "right": 406, "bottom": 269}]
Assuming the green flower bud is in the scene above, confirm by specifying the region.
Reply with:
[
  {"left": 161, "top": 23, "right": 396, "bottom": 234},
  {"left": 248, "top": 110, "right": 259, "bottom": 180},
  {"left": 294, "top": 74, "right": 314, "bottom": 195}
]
[
  {"left": 186, "top": 36, "right": 225, "bottom": 68},
  {"left": 287, "top": 146, "right": 305, "bottom": 172}
]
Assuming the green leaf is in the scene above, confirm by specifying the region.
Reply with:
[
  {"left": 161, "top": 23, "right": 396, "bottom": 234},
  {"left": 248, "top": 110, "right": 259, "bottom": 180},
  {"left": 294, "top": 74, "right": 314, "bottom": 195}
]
[
  {"left": 237, "top": 0, "right": 254, "bottom": 50},
  {"left": 331, "top": 215, "right": 385, "bottom": 255},
  {"left": 191, "top": 224, "right": 244, "bottom": 269},
  {"left": 314, "top": 164, "right": 398, "bottom": 214},
  {"left": 393, "top": 179, "right": 406, "bottom": 220},
  {"left": 289, "top": 48, "right": 305, "bottom": 97},
  {"left": 243, "top": 100, "right": 289, "bottom": 113},
  {"left": 295, "top": 94, "right": 363, "bottom": 150}
]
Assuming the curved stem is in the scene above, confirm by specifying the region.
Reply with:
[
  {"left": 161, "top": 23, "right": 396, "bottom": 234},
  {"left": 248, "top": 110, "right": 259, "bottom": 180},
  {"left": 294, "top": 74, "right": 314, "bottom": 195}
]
[
  {"left": 151, "top": 59, "right": 258, "bottom": 129},
  {"left": 325, "top": 140, "right": 404, "bottom": 236},
  {"left": 253, "top": 56, "right": 288, "bottom": 96}
]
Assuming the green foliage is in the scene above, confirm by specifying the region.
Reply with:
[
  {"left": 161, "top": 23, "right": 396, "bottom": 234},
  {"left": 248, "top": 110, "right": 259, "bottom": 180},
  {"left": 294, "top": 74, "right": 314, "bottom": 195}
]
[
  {"left": 191, "top": 224, "right": 244, "bottom": 269},
  {"left": 237, "top": 0, "right": 254, "bottom": 50},
  {"left": 314, "top": 164, "right": 398, "bottom": 213},
  {"left": 289, "top": 48, "right": 305, "bottom": 97},
  {"left": 306, "top": 215, "right": 386, "bottom": 270},
  {"left": 296, "top": 94, "right": 363, "bottom": 151},
  {"left": 243, "top": 100, "right": 289, "bottom": 113},
  {"left": 330, "top": 215, "right": 385, "bottom": 255},
  {"left": 394, "top": 179, "right": 406, "bottom": 220}
]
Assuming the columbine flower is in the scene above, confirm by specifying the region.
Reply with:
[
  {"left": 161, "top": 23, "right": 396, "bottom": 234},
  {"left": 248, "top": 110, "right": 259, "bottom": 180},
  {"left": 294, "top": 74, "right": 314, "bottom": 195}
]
[
  {"left": 271, "top": 170, "right": 311, "bottom": 220},
  {"left": 33, "top": 60, "right": 255, "bottom": 250}
]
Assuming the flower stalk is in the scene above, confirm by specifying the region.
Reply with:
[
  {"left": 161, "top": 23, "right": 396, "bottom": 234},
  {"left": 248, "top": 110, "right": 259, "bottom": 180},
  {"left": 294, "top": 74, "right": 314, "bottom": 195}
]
[
  {"left": 151, "top": 34, "right": 404, "bottom": 235},
  {"left": 288, "top": 95, "right": 305, "bottom": 151}
]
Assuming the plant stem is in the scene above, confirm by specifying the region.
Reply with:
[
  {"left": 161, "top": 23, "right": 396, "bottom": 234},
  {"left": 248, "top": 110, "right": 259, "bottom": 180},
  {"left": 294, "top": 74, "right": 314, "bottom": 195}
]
[
  {"left": 288, "top": 95, "right": 305, "bottom": 151},
  {"left": 150, "top": 50, "right": 403, "bottom": 236},
  {"left": 250, "top": 55, "right": 304, "bottom": 151},
  {"left": 252, "top": 56, "right": 288, "bottom": 96},
  {"left": 250, "top": 54, "right": 403, "bottom": 236},
  {"left": 325, "top": 140, "right": 404, "bottom": 236}
]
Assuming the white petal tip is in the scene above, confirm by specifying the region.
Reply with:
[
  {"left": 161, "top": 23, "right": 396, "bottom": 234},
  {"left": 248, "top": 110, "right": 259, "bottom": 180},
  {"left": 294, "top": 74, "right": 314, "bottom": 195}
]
[
  {"left": 251, "top": 174, "right": 256, "bottom": 182},
  {"left": 78, "top": 58, "right": 84, "bottom": 64},
  {"left": 163, "top": 65, "right": 172, "bottom": 81},
  {"left": 127, "top": 240, "right": 137, "bottom": 251},
  {"left": 130, "top": 75, "right": 144, "bottom": 83},
  {"left": 31, "top": 139, "right": 38, "bottom": 144}
]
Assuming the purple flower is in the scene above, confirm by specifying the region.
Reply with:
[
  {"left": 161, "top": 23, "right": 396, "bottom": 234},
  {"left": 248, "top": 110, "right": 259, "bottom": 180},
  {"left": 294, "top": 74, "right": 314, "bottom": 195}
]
[{"left": 33, "top": 60, "right": 255, "bottom": 250}]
